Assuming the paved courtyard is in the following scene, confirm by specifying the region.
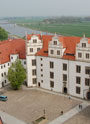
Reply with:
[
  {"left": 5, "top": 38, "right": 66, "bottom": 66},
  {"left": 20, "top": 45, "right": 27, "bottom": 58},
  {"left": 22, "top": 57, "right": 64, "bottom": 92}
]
[
  {"left": 63, "top": 105, "right": 90, "bottom": 124},
  {"left": 0, "top": 88, "right": 81, "bottom": 124}
]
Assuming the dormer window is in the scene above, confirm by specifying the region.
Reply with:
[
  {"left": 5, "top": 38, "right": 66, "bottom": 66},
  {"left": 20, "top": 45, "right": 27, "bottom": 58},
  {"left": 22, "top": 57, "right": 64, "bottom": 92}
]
[
  {"left": 33, "top": 39, "right": 37, "bottom": 43},
  {"left": 78, "top": 52, "right": 82, "bottom": 58},
  {"left": 86, "top": 53, "right": 89, "bottom": 59},
  {"left": 37, "top": 48, "right": 40, "bottom": 52},
  {"left": 57, "top": 50, "right": 60, "bottom": 55},
  {"left": 82, "top": 43, "right": 86, "bottom": 48},
  {"left": 30, "top": 48, "right": 33, "bottom": 52},
  {"left": 50, "top": 50, "right": 54, "bottom": 54},
  {"left": 53, "top": 41, "right": 57, "bottom": 45}
]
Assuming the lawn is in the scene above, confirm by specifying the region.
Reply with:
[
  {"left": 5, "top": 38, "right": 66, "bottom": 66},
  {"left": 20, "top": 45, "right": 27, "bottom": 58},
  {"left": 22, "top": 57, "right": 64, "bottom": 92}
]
[{"left": 20, "top": 22, "right": 90, "bottom": 37}]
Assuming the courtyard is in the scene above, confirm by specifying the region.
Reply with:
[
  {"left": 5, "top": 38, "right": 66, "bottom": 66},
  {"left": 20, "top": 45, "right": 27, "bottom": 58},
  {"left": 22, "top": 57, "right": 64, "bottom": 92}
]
[{"left": 0, "top": 88, "right": 81, "bottom": 124}]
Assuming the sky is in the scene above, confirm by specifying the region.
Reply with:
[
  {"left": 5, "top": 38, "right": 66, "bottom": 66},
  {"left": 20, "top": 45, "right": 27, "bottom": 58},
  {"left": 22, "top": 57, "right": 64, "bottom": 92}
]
[{"left": 0, "top": 0, "right": 90, "bottom": 17}]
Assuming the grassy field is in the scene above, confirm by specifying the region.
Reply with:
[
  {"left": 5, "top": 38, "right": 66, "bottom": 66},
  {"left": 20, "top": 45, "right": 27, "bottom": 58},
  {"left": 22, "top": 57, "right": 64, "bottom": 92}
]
[{"left": 9, "top": 18, "right": 90, "bottom": 37}]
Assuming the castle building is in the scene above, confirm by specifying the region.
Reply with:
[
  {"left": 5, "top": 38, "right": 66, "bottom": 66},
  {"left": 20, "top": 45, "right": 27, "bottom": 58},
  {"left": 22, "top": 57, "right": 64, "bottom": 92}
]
[
  {"left": 0, "top": 34, "right": 90, "bottom": 100},
  {"left": 26, "top": 34, "right": 90, "bottom": 99}
]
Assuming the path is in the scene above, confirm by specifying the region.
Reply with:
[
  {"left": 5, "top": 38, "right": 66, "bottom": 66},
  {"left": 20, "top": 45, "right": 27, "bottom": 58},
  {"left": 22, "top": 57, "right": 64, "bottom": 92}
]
[
  {"left": 0, "top": 111, "right": 28, "bottom": 124},
  {"left": 48, "top": 102, "right": 89, "bottom": 124}
]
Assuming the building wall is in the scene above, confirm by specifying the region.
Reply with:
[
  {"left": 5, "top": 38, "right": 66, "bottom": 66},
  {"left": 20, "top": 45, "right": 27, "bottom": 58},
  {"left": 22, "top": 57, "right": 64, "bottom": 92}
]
[
  {"left": 0, "top": 54, "right": 26, "bottom": 88},
  {"left": 36, "top": 56, "right": 69, "bottom": 92},
  {"left": 36, "top": 56, "right": 90, "bottom": 99},
  {"left": 0, "top": 62, "right": 10, "bottom": 88},
  {"left": 26, "top": 55, "right": 36, "bottom": 87},
  {"left": 69, "top": 60, "right": 90, "bottom": 98}
]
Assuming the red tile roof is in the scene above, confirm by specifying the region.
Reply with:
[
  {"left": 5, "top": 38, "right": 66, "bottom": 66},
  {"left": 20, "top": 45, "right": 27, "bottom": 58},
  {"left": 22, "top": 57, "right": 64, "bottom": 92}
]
[
  {"left": 0, "top": 117, "right": 3, "bottom": 124},
  {"left": 32, "top": 34, "right": 90, "bottom": 60},
  {"left": 1, "top": 34, "right": 90, "bottom": 64},
  {"left": 0, "top": 39, "right": 25, "bottom": 64},
  {"left": 27, "top": 34, "right": 42, "bottom": 41},
  {"left": 62, "top": 55, "right": 75, "bottom": 60}
]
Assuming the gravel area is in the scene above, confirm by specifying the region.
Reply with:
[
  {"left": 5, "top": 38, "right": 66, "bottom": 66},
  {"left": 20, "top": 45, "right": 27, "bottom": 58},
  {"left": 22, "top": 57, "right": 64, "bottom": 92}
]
[{"left": 0, "top": 89, "right": 80, "bottom": 124}]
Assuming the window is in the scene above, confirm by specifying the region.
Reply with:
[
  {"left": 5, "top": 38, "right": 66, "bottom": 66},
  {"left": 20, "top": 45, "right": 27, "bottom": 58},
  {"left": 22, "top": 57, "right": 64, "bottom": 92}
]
[
  {"left": 41, "top": 74, "right": 43, "bottom": 77},
  {"left": 4, "top": 65, "right": 5, "bottom": 68},
  {"left": 44, "top": 51, "right": 48, "bottom": 53},
  {"left": 85, "top": 67, "right": 90, "bottom": 74},
  {"left": 41, "top": 80, "right": 43, "bottom": 83},
  {"left": 63, "top": 74, "right": 67, "bottom": 81},
  {"left": 30, "top": 48, "right": 33, "bottom": 52},
  {"left": 41, "top": 58, "right": 43, "bottom": 61},
  {"left": 37, "top": 48, "right": 40, "bottom": 52},
  {"left": 5, "top": 80, "right": 6, "bottom": 83},
  {"left": 86, "top": 53, "right": 89, "bottom": 59},
  {"left": 32, "top": 69, "right": 36, "bottom": 76},
  {"left": 32, "top": 59, "right": 36, "bottom": 66},
  {"left": 1, "top": 73, "right": 3, "bottom": 77},
  {"left": 57, "top": 50, "right": 60, "bottom": 55},
  {"left": 50, "top": 72, "right": 54, "bottom": 79},
  {"left": 33, "top": 39, "right": 37, "bottom": 43},
  {"left": 41, "top": 69, "right": 43, "bottom": 71},
  {"left": 76, "top": 87, "right": 81, "bottom": 94},
  {"left": 8, "top": 63, "right": 9, "bottom": 66},
  {"left": 4, "top": 72, "right": 6, "bottom": 76},
  {"left": 85, "top": 78, "right": 90, "bottom": 86},
  {"left": 50, "top": 81, "right": 54, "bottom": 88},
  {"left": 53, "top": 41, "right": 57, "bottom": 45},
  {"left": 76, "top": 65, "right": 81, "bottom": 73},
  {"left": 32, "top": 78, "right": 37, "bottom": 84},
  {"left": 50, "top": 50, "right": 54, "bottom": 54},
  {"left": 76, "top": 77, "right": 81, "bottom": 84},
  {"left": 24, "top": 61, "right": 26, "bottom": 65},
  {"left": 82, "top": 43, "right": 86, "bottom": 48},
  {"left": 50, "top": 62, "right": 54, "bottom": 68},
  {"left": 63, "top": 63, "right": 67, "bottom": 71},
  {"left": 11, "top": 57, "right": 13, "bottom": 59},
  {"left": 41, "top": 64, "right": 43, "bottom": 66},
  {"left": 1, "top": 66, "right": 3, "bottom": 69},
  {"left": 78, "top": 53, "right": 82, "bottom": 58}
]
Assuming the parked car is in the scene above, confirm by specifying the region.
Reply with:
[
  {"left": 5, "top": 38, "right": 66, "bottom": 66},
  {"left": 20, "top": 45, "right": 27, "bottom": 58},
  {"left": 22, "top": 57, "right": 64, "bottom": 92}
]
[{"left": 0, "top": 95, "right": 7, "bottom": 101}]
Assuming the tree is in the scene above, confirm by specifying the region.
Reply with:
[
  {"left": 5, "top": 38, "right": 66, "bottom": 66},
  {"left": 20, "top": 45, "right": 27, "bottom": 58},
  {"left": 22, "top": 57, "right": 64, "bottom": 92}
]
[
  {"left": 0, "top": 27, "right": 8, "bottom": 41},
  {"left": 7, "top": 60, "right": 26, "bottom": 90}
]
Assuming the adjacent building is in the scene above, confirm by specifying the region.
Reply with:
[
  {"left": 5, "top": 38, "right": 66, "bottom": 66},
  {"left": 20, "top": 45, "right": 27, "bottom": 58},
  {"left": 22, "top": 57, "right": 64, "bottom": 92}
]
[{"left": 0, "top": 39, "right": 26, "bottom": 88}]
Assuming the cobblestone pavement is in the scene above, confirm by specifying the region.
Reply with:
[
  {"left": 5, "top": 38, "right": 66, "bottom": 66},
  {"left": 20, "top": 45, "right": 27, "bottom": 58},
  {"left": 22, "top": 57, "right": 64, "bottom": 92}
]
[{"left": 0, "top": 88, "right": 81, "bottom": 124}]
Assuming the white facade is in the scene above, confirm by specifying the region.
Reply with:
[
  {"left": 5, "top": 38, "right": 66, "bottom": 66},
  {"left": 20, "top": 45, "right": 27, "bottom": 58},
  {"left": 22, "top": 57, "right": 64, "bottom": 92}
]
[
  {"left": 48, "top": 36, "right": 65, "bottom": 58},
  {"left": 26, "top": 34, "right": 90, "bottom": 99},
  {"left": 26, "top": 35, "right": 43, "bottom": 87},
  {"left": 0, "top": 54, "right": 26, "bottom": 88}
]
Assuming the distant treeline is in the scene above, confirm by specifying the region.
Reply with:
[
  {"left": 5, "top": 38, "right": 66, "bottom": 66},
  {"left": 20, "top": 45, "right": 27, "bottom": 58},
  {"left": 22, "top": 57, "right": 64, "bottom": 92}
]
[
  {"left": 43, "top": 16, "right": 90, "bottom": 24},
  {"left": 3, "top": 16, "right": 90, "bottom": 24}
]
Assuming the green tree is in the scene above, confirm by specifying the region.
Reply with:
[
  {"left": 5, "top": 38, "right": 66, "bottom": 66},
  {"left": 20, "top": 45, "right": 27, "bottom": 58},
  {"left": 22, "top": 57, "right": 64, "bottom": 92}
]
[
  {"left": 0, "top": 27, "right": 8, "bottom": 41},
  {"left": 7, "top": 60, "right": 26, "bottom": 90}
]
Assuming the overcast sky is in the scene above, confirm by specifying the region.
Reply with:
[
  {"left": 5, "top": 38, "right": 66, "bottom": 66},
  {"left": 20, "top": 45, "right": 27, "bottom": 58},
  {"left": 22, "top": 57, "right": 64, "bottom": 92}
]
[{"left": 0, "top": 0, "right": 90, "bottom": 17}]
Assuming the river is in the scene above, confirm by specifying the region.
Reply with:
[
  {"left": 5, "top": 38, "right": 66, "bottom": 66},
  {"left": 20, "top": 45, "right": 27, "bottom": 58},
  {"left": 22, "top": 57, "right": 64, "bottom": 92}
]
[{"left": 0, "top": 20, "right": 53, "bottom": 37}]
